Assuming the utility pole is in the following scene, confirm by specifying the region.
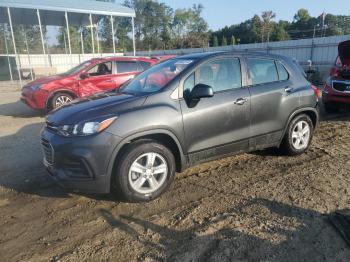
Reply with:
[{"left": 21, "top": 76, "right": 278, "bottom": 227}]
[{"left": 313, "top": 25, "right": 316, "bottom": 38}]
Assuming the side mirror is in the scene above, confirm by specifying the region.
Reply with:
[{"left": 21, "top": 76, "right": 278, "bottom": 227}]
[
  {"left": 80, "top": 72, "right": 89, "bottom": 80},
  {"left": 190, "top": 84, "right": 214, "bottom": 99}
]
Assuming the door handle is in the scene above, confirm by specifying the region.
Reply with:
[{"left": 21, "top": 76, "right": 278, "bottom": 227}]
[
  {"left": 284, "top": 87, "right": 294, "bottom": 93},
  {"left": 234, "top": 98, "right": 248, "bottom": 105},
  {"left": 105, "top": 80, "right": 115, "bottom": 83}
]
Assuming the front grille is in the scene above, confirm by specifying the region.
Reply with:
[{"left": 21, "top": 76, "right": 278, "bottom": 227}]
[
  {"left": 332, "top": 81, "right": 350, "bottom": 93},
  {"left": 41, "top": 138, "right": 54, "bottom": 166}
]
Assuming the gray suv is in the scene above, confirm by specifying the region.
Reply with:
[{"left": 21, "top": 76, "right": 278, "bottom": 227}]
[{"left": 41, "top": 52, "right": 319, "bottom": 202}]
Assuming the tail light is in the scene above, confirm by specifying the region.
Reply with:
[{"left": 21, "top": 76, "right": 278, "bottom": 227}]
[{"left": 311, "top": 84, "right": 319, "bottom": 101}]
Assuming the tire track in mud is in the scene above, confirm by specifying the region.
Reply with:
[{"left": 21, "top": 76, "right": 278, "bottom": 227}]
[
  {"left": 120, "top": 138, "right": 333, "bottom": 230},
  {"left": 133, "top": 117, "right": 350, "bottom": 254},
  {"left": 1, "top": 105, "right": 350, "bottom": 261}
]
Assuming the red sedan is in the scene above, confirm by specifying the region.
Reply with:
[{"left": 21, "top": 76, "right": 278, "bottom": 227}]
[{"left": 21, "top": 56, "right": 174, "bottom": 111}]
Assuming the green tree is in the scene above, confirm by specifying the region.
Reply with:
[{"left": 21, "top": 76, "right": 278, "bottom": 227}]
[
  {"left": 323, "top": 14, "right": 350, "bottom": 37},
  {"left": 288, "top": 9, "right": 316, "bottom": 39},
  {"left": 0, "top": 24, "right": 47, "bottom": 54},
  {"left": 57, "top": 26, "right": 82, "bottom": 54},
  {"left": 221, "top": 36, "right": 227, "bottom": 46},
  {"left": 231, "top": 35, "right": 236, "bottom": 45},
  {"left": 271, "top": 20, "right": 290, "bottom": 41},
  {"left": 172, "top": 4, "right": 208, "bottom": 48},
  {"left": 124, "top": 0, "right": 175, "bottom": 50},
  {"left": 294, "top": 9, "right": 311, "bottom": 22},
  {"left": 261, "top": 11, "right": 276, "bottom": 42},
  {"left": 213, "top": 35, "right": 218, "bottom": 47}
]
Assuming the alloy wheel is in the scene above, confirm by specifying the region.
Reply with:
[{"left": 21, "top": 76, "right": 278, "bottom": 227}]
[
  {"left": 128, "top": 152, "right": 168, "bottom": 194},
  {"left": 291, "top": 120, "right": 310, "bottom": 150},
  {"left": 55, "top": 95, "right": 72, "bottom": 108}
]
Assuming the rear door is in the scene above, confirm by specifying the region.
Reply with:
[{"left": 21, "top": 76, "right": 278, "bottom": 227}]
[
  {"left": 113, "top": 61, "right": 142, "bottom": 89},
  {"left": 245, "top": 57, "right": 299, "bottom": 149},
  {"left": 179, "top": 56, "right": 251, "bottom": 164}
]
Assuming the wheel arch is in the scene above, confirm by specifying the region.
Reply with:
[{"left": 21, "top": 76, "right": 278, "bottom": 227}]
[
  {"left": 280, "top": 107, "right": 319, "bottom": 145},
  {"left": 46, "top": 89, "right": 78, "bottom": 111},
  {"left": 107, "top": 129, "right": 187, "bottom": 189}
]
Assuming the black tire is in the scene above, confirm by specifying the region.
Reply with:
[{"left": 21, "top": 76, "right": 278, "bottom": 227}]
[
  {"left": 113, "top": 140, "right": 176, "bottom": 202},
  {"left": 324, "top": 102, "right": 340, "bottom": 114},
  {"left": 280, "top": 114, "right": 314, "bottom": 156},
  {"left": 51, "top": 92, "right": 74, "bottom": 110}
]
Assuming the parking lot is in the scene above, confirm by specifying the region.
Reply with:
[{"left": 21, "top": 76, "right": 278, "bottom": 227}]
[{"left": 1, "top": 90, "right": 350, "bottom": 261}]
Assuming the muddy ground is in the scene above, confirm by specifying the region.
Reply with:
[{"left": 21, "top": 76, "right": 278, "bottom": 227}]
[{"left": 0, "top": 91, "right": 350, "bottom": 262}]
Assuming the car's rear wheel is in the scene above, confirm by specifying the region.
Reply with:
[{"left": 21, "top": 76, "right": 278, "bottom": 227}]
[
  {"left": 51, "top": 93, "right": 73, "bottom": 110},
  {"left": 280, "top": 114, "right": 314, "bottom": 155},
  {"left": 113, "top": 140, "right": 176, "bottom": 202},
  {"left": 324, "top": 102, "right": 340, "bottom": 114}
]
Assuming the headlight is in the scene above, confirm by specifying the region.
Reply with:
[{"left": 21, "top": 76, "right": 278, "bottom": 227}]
[
  {"left": 30, "top": 84, "right": 43, "bottom": 91},
  {"left": 56, "top": 116, "right": 117, "bottom": 137}
]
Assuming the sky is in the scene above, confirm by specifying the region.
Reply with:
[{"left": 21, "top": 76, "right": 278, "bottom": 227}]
[
  {"left": 153, "top": 0, "right": 350, "bottom": 30},
  {"left": 47, "top": 0, "right": 350, "bottom": 45}
]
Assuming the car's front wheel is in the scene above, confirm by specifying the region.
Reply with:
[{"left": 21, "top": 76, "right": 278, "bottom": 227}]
[
  {"left": 113, "top": 140, "right": 176, "bottom": 202},
  {"left": 280, "top": 114, "right": 314, "bottom": 155},
  {"left": 51, "top": 93, "right": 74, "bottom": 110}
]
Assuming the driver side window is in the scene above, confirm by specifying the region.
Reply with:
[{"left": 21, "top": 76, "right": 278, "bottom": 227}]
[
  {"left": 183, "top": 57, "right": 242, "bottom": 97},
  {"left": 87, "top": 62, "right": 112, "bottom": 77}
]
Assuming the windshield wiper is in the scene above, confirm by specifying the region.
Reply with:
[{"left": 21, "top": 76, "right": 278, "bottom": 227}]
[{"left": 120, "top": 90, "right": 136, "bottom": 96}]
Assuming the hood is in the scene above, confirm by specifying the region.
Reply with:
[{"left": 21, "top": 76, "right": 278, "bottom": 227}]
[
  {"left": 27, "top": 75, "right": 65, "bottom": 86},
  {"left": 338, "top": 40, "right": 350, "bottom": 66},
  {"left": 47, "top": 92, "right": 146, "bottom": 125}
]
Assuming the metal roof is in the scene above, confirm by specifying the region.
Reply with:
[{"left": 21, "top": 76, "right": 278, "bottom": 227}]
[{"left": 0, "top": 0, "right": 135, "bottom": 26}]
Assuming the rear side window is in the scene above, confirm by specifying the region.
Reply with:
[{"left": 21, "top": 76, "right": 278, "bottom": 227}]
[
  {"left": 139, "top": 61, "right": 152, "bottom": 71},
  {"left": 247, "top": 58, "right": 278, "bottom": 85},
  {"left": 116, "top": 61, "right": 139, "bottom": 73},
  {"left": 292, "top": 59, "right": 307, "bottom": 79},
  {"left": 276, "top": 61, "right": 289, "bottom": 81}
]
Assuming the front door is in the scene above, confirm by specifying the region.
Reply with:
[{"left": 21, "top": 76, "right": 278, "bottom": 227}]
[
  {"left": 79, "top": 61, "right": 115, "bottom": 97},
  {"left": 179, "top": 56, "right": 251, "bottom": 164}
]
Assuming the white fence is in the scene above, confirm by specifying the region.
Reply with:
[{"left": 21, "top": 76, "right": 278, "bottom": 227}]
[
  {"left": 1, "top": 34, "right": 350, "bottom": 85},
  {"left": 127, "top": 34, "right": 350, "bottom": 80},
  {"left": 127, "top": 34, "right": 350, "bottom": 65}
]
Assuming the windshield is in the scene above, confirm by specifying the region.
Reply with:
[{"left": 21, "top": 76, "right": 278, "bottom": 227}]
[
  {"left": 120, "top": 58, "right": 195, "bottom": 95},
  {"left": 62, "top": 61, "right": 92, "bottom": 76}
]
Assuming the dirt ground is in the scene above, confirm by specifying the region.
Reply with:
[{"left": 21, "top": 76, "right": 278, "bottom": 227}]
[{"left": 0, "top": 90, "right": 350, "bottom": 262}]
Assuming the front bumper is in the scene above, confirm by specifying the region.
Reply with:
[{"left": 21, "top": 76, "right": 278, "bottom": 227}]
[
  {"left": 21, "top": 87, "right": 49, "bottom": 110},
  {"left": 322, "top": 91, "right": 350, "bottom": 105},
  {"left": 41, "top": 128, "right": 122, "bottom": 194}
]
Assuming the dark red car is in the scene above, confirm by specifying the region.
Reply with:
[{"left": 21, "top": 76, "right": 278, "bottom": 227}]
[
  {"left": 323, "top": 40, "right": 350, "bottom": 113},
  {"left": 21, "top": 56, "right": 174, "bottom": 111}
]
